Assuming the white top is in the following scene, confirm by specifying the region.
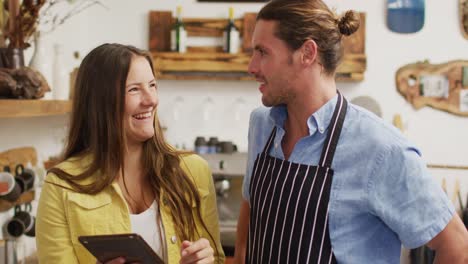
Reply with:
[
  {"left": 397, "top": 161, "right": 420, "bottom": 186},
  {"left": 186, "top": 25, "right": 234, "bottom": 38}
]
[{"left": 129, "top": 200, "right": 165, "bottom": 260}]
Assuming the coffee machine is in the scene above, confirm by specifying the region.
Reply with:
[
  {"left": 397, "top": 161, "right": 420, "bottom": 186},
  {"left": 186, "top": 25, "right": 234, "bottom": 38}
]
[{"left": 200, "top": 152, "right": 247, "bottom": 256}]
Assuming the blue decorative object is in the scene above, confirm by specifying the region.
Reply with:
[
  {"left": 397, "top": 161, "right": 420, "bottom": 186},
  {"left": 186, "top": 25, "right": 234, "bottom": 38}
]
[{"left": 387, "top": 0, "right": 425, "bottom": 33}]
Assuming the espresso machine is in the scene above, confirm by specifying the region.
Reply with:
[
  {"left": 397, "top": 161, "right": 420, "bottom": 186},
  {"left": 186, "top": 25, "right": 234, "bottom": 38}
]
[{"left": 200, "top": 152, "right": 247, "bottom": 256}]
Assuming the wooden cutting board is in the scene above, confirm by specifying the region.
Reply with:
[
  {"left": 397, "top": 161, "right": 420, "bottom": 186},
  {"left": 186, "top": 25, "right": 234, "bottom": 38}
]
[{"left": 395, "top": 60, "right": 468, "bottom": 116}]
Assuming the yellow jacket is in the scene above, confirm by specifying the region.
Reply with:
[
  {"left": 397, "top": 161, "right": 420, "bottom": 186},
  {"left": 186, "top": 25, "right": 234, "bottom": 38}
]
[{"left": 36, "top": 154, "right": 225, "bottom": 264}]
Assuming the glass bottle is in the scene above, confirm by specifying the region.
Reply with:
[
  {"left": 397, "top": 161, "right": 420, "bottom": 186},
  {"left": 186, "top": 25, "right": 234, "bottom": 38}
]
[
  {"left": 170, "top": 6, "right": 187, "bottom": 53},
  {"left": 29, "top": 32, "right": 53, "bottom": 99},
  {"left": 52, "top": 44, "right": 70, "bottom": 100},
  {"left": 223, "top": 7, "right": 240, "bottom": 54}
]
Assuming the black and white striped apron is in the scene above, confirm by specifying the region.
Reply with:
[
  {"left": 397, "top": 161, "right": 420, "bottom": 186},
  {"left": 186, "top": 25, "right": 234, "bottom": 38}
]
[{"left": 247, "top": 93, "right": 347, "bottom": 264}]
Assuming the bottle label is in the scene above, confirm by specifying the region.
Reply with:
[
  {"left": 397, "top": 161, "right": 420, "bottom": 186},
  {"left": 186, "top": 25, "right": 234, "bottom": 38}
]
[
  {"left": 179, "top": 29, "right": 187, "bottom": 53},
  {"left": 170, "top": 29, "right": 176, "bottom": 51},
  {"left": 229, "top": 29, "right": 239, "bottom": 54},
  {"left": 222, "top": 31, "right": 228, "bottom": 52}
]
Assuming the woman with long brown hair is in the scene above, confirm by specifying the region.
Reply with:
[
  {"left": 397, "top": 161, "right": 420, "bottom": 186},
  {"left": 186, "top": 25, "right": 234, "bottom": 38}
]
[{"left": 36, "top": 43, "right": 224, "bottom": 264}]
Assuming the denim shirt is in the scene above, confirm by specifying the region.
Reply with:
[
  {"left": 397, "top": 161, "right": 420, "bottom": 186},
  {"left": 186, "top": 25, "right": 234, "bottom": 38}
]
[{"left": 242, "top": 95, "right": 454, "bottom": 263}]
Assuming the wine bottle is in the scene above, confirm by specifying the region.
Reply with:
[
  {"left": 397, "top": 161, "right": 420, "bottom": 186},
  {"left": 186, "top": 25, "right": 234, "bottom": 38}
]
[
  {"left": 223, "top": 7, "right": 239, "bottom": 54},
  {"left": 170, "top": 6, "right": 187, "bottom": 52}
]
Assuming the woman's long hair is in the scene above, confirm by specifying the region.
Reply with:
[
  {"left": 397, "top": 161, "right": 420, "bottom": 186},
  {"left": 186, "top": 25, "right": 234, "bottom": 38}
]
[{"left": 48, "top": 43, "right": 219, "bottom": 260}]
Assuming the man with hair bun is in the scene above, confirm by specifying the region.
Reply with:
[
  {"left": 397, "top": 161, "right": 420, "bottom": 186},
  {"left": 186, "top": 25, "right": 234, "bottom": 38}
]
[{"left": 234, "top": 0, "right": 468, "bottom": 263}]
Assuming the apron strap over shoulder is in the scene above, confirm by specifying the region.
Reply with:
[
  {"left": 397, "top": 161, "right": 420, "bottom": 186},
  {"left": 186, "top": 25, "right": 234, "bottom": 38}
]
[{"left": 319, "top": 92, "right": 348, "bottom": 168}]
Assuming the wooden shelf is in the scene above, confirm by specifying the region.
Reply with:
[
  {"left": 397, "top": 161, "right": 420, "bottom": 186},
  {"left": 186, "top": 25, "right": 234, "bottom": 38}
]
[
  {"left": 0, "top": 148, "right": 37, "bottom": 212},
  {"left": 149, "top": 11, "right": 366, "bottom": 82},
  {"left": 0, "top": 99, "right": 72, "bottom": 118},
  {"left": 154, "top": 52, "right": 251, "bottom": 73},
  {"left": 0, "top": 147, "right": 37, "bottom": 212},
  {"left": 153, "top": 52, "right": 366, "bottom": 82}
]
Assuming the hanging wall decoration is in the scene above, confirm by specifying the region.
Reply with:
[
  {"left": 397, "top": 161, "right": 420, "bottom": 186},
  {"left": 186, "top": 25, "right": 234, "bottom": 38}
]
[
  {"left": 461, "top": 0, "right": 468, "bottom": 39},
  {"left": 395, "top": 60, "right": 468, "bottom": 116},
  {"left": 387, "top": 0, "right": 425, "bottom": 33}
]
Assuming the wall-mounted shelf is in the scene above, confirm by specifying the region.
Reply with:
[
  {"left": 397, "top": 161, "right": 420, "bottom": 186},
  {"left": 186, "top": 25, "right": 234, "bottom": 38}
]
[
  {"left": 0, "top": 99, "right": 72, "bottom": 118},
  {"left": 0, "top": 147, "right": 38, "bottom": 212},
  {"left": 153, "top": 52, "right": 366, "bottom": 82},
  {"left": 149, "top": 11, "right": 366, "bottom": 82}
]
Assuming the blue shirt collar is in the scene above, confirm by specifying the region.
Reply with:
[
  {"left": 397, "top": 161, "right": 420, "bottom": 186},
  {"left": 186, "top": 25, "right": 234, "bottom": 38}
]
[{"left": 268, "top": 94, "right": 339, "bottom": 136}]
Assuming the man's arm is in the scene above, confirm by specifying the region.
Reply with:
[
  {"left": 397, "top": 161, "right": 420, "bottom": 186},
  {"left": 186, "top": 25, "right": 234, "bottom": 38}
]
[
  {"left": 427, "top": 213, "right": 468, "bottom": 264},
  {"left": 234, "top": 199, "right": 250, "bottom": 264}
]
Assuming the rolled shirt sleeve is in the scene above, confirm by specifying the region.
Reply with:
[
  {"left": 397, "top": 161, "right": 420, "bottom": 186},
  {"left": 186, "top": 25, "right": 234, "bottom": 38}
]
[{"left": 368, "top": 143, "right": 455, "bottom": 249}]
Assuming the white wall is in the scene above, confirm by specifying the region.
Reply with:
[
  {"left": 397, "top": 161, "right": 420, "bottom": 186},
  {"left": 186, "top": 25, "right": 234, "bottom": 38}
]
[{"left": 0, "top": 0, "right": 467, "bottom": 261}]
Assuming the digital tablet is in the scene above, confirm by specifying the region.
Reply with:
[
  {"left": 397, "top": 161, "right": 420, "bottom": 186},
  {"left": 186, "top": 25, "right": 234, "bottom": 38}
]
[{"left": 78, "top": 233, "right": 164, "bottom": 264}]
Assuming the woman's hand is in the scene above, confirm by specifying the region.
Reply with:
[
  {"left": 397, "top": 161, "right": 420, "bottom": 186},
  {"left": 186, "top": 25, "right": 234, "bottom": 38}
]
[{"left": 180, "top": 238, "right": 215, "bottom": 264}]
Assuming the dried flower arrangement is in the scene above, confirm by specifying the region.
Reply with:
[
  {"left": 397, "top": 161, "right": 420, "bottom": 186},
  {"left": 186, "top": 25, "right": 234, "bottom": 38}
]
[
  {"left": 1, "top": 0, "right": 105, "bottom": 49},
  {"left": 0, "top": 0, "right": 104, "bottom": 99}
]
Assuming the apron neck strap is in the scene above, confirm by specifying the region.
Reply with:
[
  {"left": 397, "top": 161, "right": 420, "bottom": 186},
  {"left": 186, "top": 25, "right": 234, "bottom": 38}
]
[
  {"left": 262, "top": 127, "right": 277, "bottom": 154},
  {"left": 261, "top": 92, "right": 348, "bottom": 168},
  {"left": 319, "top": 92, "right": 348, "bottom": 168}
]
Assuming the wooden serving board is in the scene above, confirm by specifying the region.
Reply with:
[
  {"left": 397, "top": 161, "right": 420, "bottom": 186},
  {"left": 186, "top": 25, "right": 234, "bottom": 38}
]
[
  {"left": 461, "top": 0, "right": 468, "bottom": 39},
  {"left": 395, "top": 60, "right": 468, "bottom": 116}
]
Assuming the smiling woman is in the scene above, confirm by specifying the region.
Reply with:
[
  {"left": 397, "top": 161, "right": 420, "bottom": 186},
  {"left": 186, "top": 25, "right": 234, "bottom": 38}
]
[
  {"left": 35, "top": 43, "right": 225, "bottom": 264},
  {"left": 124, "top": 56, "right": 159, "bottom": 147}
]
